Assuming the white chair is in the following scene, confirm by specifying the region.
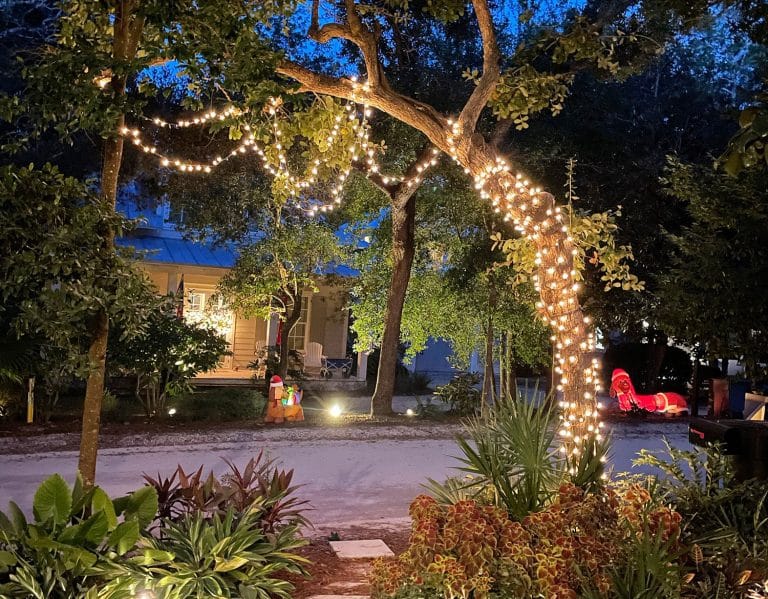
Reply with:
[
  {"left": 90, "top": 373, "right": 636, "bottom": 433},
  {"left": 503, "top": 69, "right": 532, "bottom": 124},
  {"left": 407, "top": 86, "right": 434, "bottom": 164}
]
[{"left": 303, "top": 342, "right": 325, "bottom": 374}]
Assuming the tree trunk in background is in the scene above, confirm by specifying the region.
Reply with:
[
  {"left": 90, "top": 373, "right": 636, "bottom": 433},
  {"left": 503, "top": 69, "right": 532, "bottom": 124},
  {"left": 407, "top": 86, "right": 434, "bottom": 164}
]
[
  {"left": 505, "top": 332, "right": 517, "bottom": 400},
  {"left": 690, "top": 357, "right": 700, "bottom": 417},
  {"left": 278, "top": 296, "right": 304, "bottom": 380},
  {"left": 79, "top": 2, "right": 145, "bottom": 487},
  {"left": 370, "top": 192, "right": 417, "bottom": 417},
  {"left": 78, "top": 127, "right": 125, "bottom": 488},
  {"left": 481, "top": 316, "right": 496, "bottom": 406},
  {"left": 648, "top": 339, "right": 667, "bottom": 393}
]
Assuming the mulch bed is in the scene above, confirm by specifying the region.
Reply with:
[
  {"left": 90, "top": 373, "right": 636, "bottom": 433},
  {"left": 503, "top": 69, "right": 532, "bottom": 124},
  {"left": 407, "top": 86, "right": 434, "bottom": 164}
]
[{"left": 286, "top": 526, "right": 411, "bottom": 599}]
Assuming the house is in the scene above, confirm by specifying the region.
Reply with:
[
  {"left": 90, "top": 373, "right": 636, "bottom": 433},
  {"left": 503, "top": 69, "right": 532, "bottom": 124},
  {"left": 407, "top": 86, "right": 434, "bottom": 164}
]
[{"left": 116, "top": 198, "right": 363, "bottom": 383}]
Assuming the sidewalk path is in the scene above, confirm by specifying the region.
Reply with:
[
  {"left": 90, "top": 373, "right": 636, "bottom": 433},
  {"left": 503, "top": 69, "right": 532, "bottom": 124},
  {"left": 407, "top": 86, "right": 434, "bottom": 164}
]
[{"left": 0, "top": 420, "right": 689, "bottom": 526}]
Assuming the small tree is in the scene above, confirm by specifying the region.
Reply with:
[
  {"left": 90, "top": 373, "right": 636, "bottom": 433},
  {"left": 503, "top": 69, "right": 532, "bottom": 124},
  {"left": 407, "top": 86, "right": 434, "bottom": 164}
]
[
  {"left": 109, "top": 301, "right": 228, "bottom": 419},
  {"left": 0, "top": 163, "right": 156, "bottom": 421},
  {"left": 220, "top": 220, "right": 343, "bottom": 379}
]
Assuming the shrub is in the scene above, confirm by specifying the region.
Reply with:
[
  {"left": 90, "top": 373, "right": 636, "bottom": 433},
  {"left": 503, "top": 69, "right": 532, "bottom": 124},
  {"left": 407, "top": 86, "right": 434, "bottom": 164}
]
[
  {"left": 425, "top": 395, "right": 608, "bottom": 520},
  {"left": 0, "top": 474, "right": 158, "bottom": 598},
  {"left": 371, "top": 484, "right": 682, "bottom": 599},
  {"left": 433, "top": 372, "right": 481, "bottom": 415},
  {"left": 395, "top": 371, "right": 432, "bottom": 395},
  {"left": 109, "top": 304, "right": 229, "bottom": 419},
  {"left": 139, "top": 506, "right": 308, "bottom": 598},
  {"left": 0, "top": 456, "right": 311, "bottom": 598},
  {"left": 142, "top": 451, "right": 308, "bottom": 533},
  {"left": 168, "top": 388, "right": 266, "bottom": 421},
  {"left": 634, "top": 442, "right": 768, "bottom": 596}
]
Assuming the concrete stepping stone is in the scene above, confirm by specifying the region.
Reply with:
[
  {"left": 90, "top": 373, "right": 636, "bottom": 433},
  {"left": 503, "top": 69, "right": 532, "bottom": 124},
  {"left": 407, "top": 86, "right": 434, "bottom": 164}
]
[{"left": 329, "top": 539, "right": 394, "bottom": 559}]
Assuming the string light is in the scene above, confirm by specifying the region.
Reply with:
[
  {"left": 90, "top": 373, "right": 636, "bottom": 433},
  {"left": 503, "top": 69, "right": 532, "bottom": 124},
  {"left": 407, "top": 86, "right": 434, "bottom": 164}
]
[
  {"left": 444, "top": 115, "right": 601, "bottom": 463},
  {"left": 120, "top": 80, "right": 440, "bottom": 216}
]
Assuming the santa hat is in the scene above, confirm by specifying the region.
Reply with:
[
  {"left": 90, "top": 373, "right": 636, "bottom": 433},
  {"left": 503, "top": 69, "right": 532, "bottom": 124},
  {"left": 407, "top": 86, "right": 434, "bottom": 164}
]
[{"left": 270, "top": 375, "right": 283, "bottom": 388}]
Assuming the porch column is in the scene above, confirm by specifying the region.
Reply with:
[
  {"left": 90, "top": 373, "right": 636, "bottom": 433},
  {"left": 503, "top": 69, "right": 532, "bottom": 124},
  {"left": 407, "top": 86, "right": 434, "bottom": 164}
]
[{"left": 357, "top": 351, "right": 370, "bottom": 382}]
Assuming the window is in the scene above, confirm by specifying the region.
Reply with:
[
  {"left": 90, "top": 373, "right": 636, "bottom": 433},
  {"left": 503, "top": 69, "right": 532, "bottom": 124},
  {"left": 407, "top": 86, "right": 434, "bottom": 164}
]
[
  {"left": 287, "top": 296, "right": 309, "bottom": 351},
  {"left": 188, "top": 291, "right": 204, "bottom": 312}
]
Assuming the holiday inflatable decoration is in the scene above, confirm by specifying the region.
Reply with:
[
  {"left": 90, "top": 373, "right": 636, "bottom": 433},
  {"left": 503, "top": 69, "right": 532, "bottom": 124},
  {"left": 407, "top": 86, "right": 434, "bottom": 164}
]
[
  {"left": 282, "top": 384, "right": 304, "bottom": 422},
  {"left": 265, "top": 375, "right": 286, "bottom": 423},
  {"left": 265, "top": 375, "right": 304, "bottom": 423},
  {"left": 610, "top": 368, "right": 688, "bottom": 415}
]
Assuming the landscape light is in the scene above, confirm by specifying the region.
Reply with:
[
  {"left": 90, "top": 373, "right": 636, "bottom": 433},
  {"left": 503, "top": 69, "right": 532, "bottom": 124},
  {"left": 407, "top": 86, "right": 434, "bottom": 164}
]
[
  {"left": 329, "top": 404, "right": 343, "bottom": 418},
  {"left": 167, "top": 408, "right": 177, "bottom": 416},
  {"left": 406, "top": 408, "right": 415, "bottom": 416}
]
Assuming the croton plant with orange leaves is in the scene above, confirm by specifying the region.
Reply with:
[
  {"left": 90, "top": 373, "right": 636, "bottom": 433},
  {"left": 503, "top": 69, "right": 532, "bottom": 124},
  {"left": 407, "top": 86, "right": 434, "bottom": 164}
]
[{"left": 370, "top": 483, "right": 681, "bottom": 599}]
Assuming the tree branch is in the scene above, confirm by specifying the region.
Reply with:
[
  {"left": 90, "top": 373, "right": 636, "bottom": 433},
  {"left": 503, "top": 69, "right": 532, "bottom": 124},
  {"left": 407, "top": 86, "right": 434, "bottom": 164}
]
[
  {"left": 392, "top": 144, "right": 438, "bottom": 208},
  {"left": 276, "top": 60, "right": 447, "bottom": 146},
  {"left": 458, "top": 0, "right": 501, "bottom": 130}
]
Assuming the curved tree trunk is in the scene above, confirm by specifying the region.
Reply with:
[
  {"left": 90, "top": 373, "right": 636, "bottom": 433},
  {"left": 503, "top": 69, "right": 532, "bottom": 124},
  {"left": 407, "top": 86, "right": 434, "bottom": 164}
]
[
  {"left": 370, "top": 193, "right": 417, "bottom": 416},
  {"left": 277, "top": 0, "right": 601, "bottom": 453}
]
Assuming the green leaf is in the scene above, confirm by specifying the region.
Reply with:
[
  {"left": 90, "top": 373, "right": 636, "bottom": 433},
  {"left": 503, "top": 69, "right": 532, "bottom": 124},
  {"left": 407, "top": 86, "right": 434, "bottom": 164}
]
[
  {"left": 122, "top": 486, "right": 158, "bottom": 529},
  {"left": 32, "top": 474, "right": 72, "bottom": 525},
  {"left": 90, "top": 488, "right": 117, "bottom": 529},
  {"left": 6, "top": 502, "right": 27, "bottom": 534},
  {"left": 214, "top": 556, "right": 249, "bottom": 572},
  {"left": 107, "top": 519, "right": 140, "bottom": 555},
  {"left": 0, "top": 550, "right": 17, "bottom": 567}
]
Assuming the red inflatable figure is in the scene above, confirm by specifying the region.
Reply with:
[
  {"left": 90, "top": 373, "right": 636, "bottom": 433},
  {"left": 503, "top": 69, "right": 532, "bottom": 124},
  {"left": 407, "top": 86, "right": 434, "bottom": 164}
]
[{"left": 610, "top": 368, "right": 689, "bottom": 415}]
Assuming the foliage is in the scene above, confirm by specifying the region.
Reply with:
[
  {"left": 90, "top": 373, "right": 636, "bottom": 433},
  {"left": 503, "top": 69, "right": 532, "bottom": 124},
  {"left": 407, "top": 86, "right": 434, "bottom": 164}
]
[
  {"left": 426, "top": 394, "right": 608, "bottom": 521},
  {"left": 109, "top": 302, "right": 229, "bottom": 419},
  {"left": 720, "top": 88, "right": 768, "bottom": 176},
  {"left": 138, "top": 505, "right": 308, "bottom": 599},
  {"left": 433, "top": 373, "right": 482, "bottom": 416},
  {"left": 168, "top": 389, "right": 267, "bottom": 422},
  {"left": 220, "top": 221, "right": 343, "bottom": 322},
  {"left": 634, "top": 442, "right": 768, "bottom": 596},
  {"left": 0, "top": 474, "right": 157, "bottom": 599},
  {"left": 0, "top": 164, "right": 156, "bottom": 381},
  {"left": 142, "top": 452, "right": 308, "bottom": 533},
  {"left": 395, "top": 371, "right": 432, "bottom": 395},
  {"left": 370, "top": 484, "right": 682, "bottom": 599},
  {"left": 658, "top": 160, "right": 768, "bottom": 379},
  {"left": 0, "top": 456, "right": 311, "bottom": 598},
  {"left": 349, "top": 164, "right": 550, "bottom": 371}
]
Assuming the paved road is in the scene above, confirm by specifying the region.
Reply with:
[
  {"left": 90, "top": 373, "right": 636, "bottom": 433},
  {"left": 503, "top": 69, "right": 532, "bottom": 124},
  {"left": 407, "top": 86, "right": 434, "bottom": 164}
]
[{"left": 0, "top": 421, "right": 690, "bottom": 527}]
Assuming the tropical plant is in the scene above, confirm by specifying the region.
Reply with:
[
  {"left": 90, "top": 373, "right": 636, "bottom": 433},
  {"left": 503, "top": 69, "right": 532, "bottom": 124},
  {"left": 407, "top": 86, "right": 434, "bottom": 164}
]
[
  {"left": 139, "top": 505, "right": 308, "bottom": 599},
  {"left": 426, "top": 392, "right": 608, "bottom": 520},
  {"left": 433, "top": 373, "right": 482, "bottom": 416},
  {"left": 142, "top": 452, "right": 308, "bottom": 534},
  {"left": 0, "top": 474, "right": 158, "bottom": 599},
  {"left": 634, "top": 442, "right": 768, "bottom": 596},
  {"left": 371, "top": 483, "right": 682, "bottom": 599},
  {"left": 109, "top": 302, "right": 229, "bottom": 419}
]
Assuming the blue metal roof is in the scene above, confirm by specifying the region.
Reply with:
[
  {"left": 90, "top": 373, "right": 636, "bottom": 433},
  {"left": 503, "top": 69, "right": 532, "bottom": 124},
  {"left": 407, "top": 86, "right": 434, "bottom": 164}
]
[
  {"left": 117, "top": 230, "right": 358, "bottom": 277},
  {"left": 117, "top": 231, "right": 238, "bottom": 268}
]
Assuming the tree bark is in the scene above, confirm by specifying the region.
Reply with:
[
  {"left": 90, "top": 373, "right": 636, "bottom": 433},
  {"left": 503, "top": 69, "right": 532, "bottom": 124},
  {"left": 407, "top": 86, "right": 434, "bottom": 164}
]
[
  {"left": 278, "top": 294, "right": 304, "bottom": 380},
  {"left": 78, "top": 133, "right": 124, "bottom": 488},
  {"left": 368, "top": 145, "right": 437, "bottom": 417},
  {"left": 481, "top": 316, "right": 496, "bottom": 406},
  {"left": 78, "top": 2, "right": 144, "bottom": 488},
  {"left": 370, "top": 191, "right": 417, "bottom": 416}
]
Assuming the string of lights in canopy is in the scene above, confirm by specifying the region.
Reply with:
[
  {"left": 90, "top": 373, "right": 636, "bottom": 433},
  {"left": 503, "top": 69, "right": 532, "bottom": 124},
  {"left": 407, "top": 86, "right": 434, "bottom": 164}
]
[{"left": 119, "top": 81, "right": 439, "bottom": 215}]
